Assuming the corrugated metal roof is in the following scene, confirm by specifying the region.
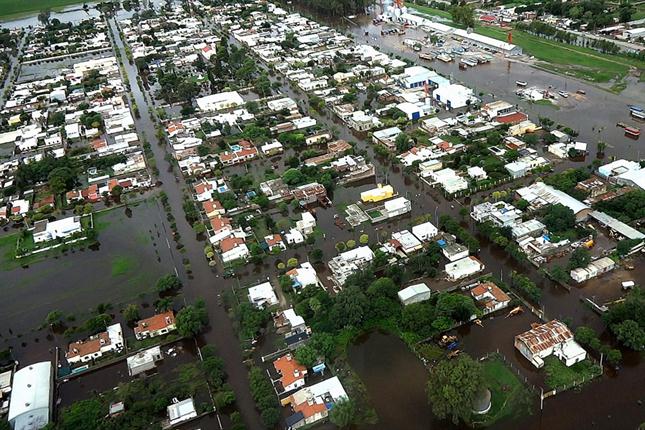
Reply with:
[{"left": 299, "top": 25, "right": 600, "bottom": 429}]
[{"left": 515, "top": 320, "right": 573, "bottom": 355}]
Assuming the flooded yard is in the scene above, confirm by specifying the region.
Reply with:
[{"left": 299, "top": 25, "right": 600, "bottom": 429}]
[{"left": 0, "top": 199, "right": 177, "bottom": 353}]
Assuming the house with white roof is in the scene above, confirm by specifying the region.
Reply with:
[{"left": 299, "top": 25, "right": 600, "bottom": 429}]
[
  {"left": 166, "top": 398, "right": 197, "bottom": 426},
  {"left": 196, "top": 91, "right": 244, "bottom": 112},
  {"left": 328, "top": 246, "right": 375, "bottom": 286},
  {"left": 412, "top": 221, "right": 438, "bottom": 242},
  {"left": 248, "top": 281, "right": 279, "bottom": 308},
  {"left": 398, "top": 283, "right": 432, "bottom": 305},
  {"left": 31, "top": 216, "right": 82, "bottom": 243},
  {"left": 286, "top": 262, "right": 322, "bottom": 290}
]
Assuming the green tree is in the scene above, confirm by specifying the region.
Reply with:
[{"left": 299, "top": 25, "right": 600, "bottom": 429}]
[
  {"left": 310, "top": 248, "right": 324, "bottom": 262},
  {"left": 294, "top": 344, "right": 318, "bottom": 368},
  {"left": 567, "top": 247, "right": 591, "bottom": 270},
  {"left": 542, "top": 204, "right": 575, "bottom": 234},
  {"left": 45, "top": 310, "right": 64, "bottom": 326},
  {"left": 156, "top": 274, "right": 182, "bottom": 292},
  {"left": 612, "top": 320, "right": 645, "bottom": 351},
  {"left": 176, "top": 300, "right": 209, "bottom": 337},
  {"left": 359, "top": 234, "right": 369, "bottom": 244},
  {"left": 57, "top": 398, "right": 102, "bottom": 430},
  {"left": 427, "top": 354, "right": 484, "bottom": 424},
  {"left": 123, "top": 304, "right": 140, "bottom": 323},
  {"left": 329, "top": 397, "right": 358, "bottom": 428}
]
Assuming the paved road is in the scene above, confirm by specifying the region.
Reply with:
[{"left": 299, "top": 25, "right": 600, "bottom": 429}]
[{"left": 108, "top": 17, "right": 265, "bottom": 430}]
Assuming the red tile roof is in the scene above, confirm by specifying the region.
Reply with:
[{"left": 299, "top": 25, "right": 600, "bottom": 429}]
[
  {"left": 220, "top": 237, "right": 245, "bottom": 253},
  {"left": 496, "top": 112, "right": 528, "bottom": 124},
  {"left": 273, "top": 354, "right": 307, "bottom": 389},
  {"left": 134, "top": 311, "right": 175, "bottom": 336}
]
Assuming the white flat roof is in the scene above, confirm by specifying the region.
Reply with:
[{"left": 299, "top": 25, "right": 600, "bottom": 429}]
[{"left": 8, "top": 362, "right": 52, "bottom": 425}]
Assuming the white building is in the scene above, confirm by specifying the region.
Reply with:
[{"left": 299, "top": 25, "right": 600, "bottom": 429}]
[
  {"left": 398, "top": 283, "right": 432, "bottom": 305},
  {"left": 8, "top": 362, "right": 52, "bottom": 430},
  {"left": 286, "top": 262, "right": 322, "bottom": 289},
  {"left": 515, "top": 320, "right": 587, "bottom": 368},
  {"left": 429, "top": 168, "right": 469, "bottom": 194},
  {"left": 295, "top": 211, "right": 316, "bottom": 236},
  {"left": 391, "top": 230, "right": 423, "bottom": 254},
  {"left": 32, "top": 216, "right": 82, "bottom": 243},
  {"left": 397, "top": 65, "right": 435, "bottom": 89},
  {"left": 126, "top": 346, "right": 163, "bottom": 376},
  {"left": 570, "top": 257, "right": 616, "bottom": 283},
  {"left": 196, "top": 91, "right": 244, "bottom": 112},
  {"left": 597, "top": 159, "right": 640, "bottom": 179},
  {"left": 65, "top": 323, "right": 124, "bottom": 364},
  {"left": 383, "top": 197, "right": 412, "bottom": 218},
  {"left": 445, "top": 256, "right": 484, "bottom": 281},
  {"left": 328, "top": 246, "right": 375, "bottom": 286},
  {"left": 412, "top": 221, "right": 438, "bottom": 242},
  {"left": 248, "top": 281, "right": 279, "bottom": 308},
  {"left": 167, "top": 398, "right": 197, "bottom": 426},
  {"left": 433, "top": 84, "right": 476, "bottom": 109}
]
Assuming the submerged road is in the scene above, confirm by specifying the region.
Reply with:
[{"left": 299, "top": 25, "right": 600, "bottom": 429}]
[{"left": 108, "top": 17, "right": 265, "bottom": 430}]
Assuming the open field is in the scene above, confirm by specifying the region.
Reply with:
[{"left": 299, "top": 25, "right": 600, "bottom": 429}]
[
  {"left": 0, "top": 199, "right": 174, "bottom": 333},
  {"left": 0, "top": 0, "right": 90, "bottom": 20},
  {"left": 409, "top": 4, "right": 453, "bottom": 20},
  {"left": 475, "top": 26, "right": 645, "bottom": 83}
]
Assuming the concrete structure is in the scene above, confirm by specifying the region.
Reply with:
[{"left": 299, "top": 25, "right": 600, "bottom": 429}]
[
  {"left": 570, "top": 257, "right": 616, "bottom": 283},
  {"left": 248, "top": 282, "right": 279, "bottom": 308},
  {"left": 8, "top": 362, "right": 52, "bottom": 430},
  {"left": 195, "top": 91, "right": 244, "bottom": 112},
  {"left": 412, "top": 221, "right": 438, "bottom": 242},
  {"left": 433, "top": 84, "right": 475, "bottom": 109},
  {"left": 32, "top": 216, "right": 82, "bottom": 243},
  {"left": 398, "top": 283, "right": 432, "bottom": 305},
  {"left": 328, "top": 246, "right": 375, "bottom": 286},
  {"left": 515, "top": 320, "right": 587, "bottom": 368},
  {"left": 166, "top": 398, "right": 197, "bottom": 426},
  {"left": 445, "top": 256, "right": 484, "bottom": 281},
  {"left": 126, "top": 346, "right": 163, "bottom": 376}
]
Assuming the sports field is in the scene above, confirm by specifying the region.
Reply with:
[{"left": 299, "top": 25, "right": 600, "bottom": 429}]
[{"left": 0, "top": 0, "right": 89, "bottom": 20}]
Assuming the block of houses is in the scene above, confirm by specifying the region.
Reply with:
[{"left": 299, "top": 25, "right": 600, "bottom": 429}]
[
  {"left": 283, "top": 377, "right": 348, "bottom": 429},
  {"left": 273, "top": 354, "right": 308, "bottom": 394},
  {"left": 133, "top": 311, "right": 176, "bottom": 340},
  {"left": 470, "top": 282, "right": 511, "bottom": 314},
  {"left": 514, "top": 320, "right": 587, "bottom": 368},
  {"left": 66, "top": 323, "right": 124, "bottom": 364}
]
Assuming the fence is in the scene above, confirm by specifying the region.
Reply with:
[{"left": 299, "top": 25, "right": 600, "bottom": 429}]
[{"left": 479, "top": 350, "right": 541, "bottom": 396}]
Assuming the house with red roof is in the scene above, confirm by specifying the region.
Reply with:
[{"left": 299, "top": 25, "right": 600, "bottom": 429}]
[
  {"left": 134, "top": 311, "right": 176, "bottom": 340},
  {"left": 264, "top": 233, "right": 286, "bottom": 251},
  {"left": 202, "top": 199, "right": 225, "bottom": 218},
  {"left": 273, "top": 354, "right": 308, "bottom": 393}
]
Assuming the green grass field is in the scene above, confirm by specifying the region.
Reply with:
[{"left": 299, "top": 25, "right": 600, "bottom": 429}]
[
  {"left": 0, "top": 0, "right": 89, "bottom": 20},
  {"left": 472, "top": 357, "right": 532, "bottom": 427},
  {"left": 409, "top": 4, "right": 453, "bottom": 21},
  {"left": 475, "top": 26, "right": 645, "bottom": 83}
]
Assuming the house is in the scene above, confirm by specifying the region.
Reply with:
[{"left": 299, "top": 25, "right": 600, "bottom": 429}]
[
  {"left": 265, "top": 233, "right": 286, "bottom": 251},
  {"left": 470, "top": 201, "right": 522, "bottom": 227},
  {"left": 275, "top": 308, "right": 307, "bottom": 333},
  {"left": 7, "top": 362, "right": 52, "bottom": 430},
  {"left": 445, "top": 256, "right": 484, "bottom": 281},
  {"left": 514, "top": 320, "right": 587, "bottom": 368},
  {"left": 328, "top": 246, "right": 375, "bottom": 286},
  {"left": 505, "top": 161, "right": 527, "bottom": 179},
  {"left": 429, "top": 168, "right": 468, "bottom": 194},
  {"left": 292, "top": 183, "right": 329, "bottom": 207},
  {"left": 467, "top": 166, "right": 488, "bottom": 181},
  {"left": 346, "top": 110, "right": 381, "bottom": 131},
  {"left": 65, "top": 324, "right": 124, "bottom": 364},
  {"left": 284, "top": 228, "right": 305, "bottom": 245},
  {"left": 360, "top": 184, "right": 394, "bottom": 203},
  {"left": 511, "top": 219, "right": 545, "bottom": 239},
  {"left": 482, "top": 100, "right": 515, "bottom": 119},
  {"left": 470, "top": 282, "right": 510, "bottom": 313},
  {"left": 273, "top": 354, "right": 308, "bottom": 393},
  {"left": 220, "top": 237, "right": 249, "bottom": 263},
  {"left": 397, "top": 65, "right": 435, "bottom": 89},
  {"left": 421, "top": 117, "right": 449, "bottom": 134},
  {"left": 570, "top": 257, "right": 616, "bottom": 283},
  {"left": 283, "top": 377, "right": 348, "bottom": 429},
  {"left": 134, "top": 311, "right": 176, "bottom": 340},
  {"left": 286, "top": 262, "right": 322, "bottom": 289},
  {"left": 248, "top": 281, "right": 279, "bottom": 308},
  {"left": 260, "top": 139, "right": 284, "bottom": 156},
  {"left": 412, "top": 221, "right": 438, "bottom": 242},
  {"left": 195, "top": 91, "right": 244, "bottom": 111},
  {"left": 597, "top": 159, "right": 640, "bottom": 179},
  {"left": 396, "top": 102, "right": 433, "bottom": 120},
  {"left": 383, "top": 197, "right": 411, "bottom": 218},
  {"left": 32, "top": 216, "right": 82, "bottom": 243},
  {"left": 126, "top": 346, "right": 163, "bottom": 376},
  {"left": 391, "top": 230, "right": 423, "bottom": 255},
  {"left": 372, "top": 127, "right": 402, "bottom": 150},
  {"left": 441, "top": 242, "right": 469, "bottom": 262},
  {"left": 295, "top": 212, "right": 316, "bottom": 236},
  {"left": 202, "top": 199, "right": 225, "bottom": 218},
  {"left": 398, "top": 283, "right": 432, "bottom": 305},
  {"left": 166, "top": 398, "right": 197, "bottom": 426},
  {"left": 210, "top": 217, "right": 232, "bottom": 235}
]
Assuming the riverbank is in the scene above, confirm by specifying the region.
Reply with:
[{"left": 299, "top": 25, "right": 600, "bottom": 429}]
[{"left": 0, "top": 0, "right": 91, "bottom": 21}]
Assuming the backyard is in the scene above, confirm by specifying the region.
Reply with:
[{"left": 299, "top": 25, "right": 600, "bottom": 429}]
[
  {"left": 0, "top": 199, "right": 176, "bottom": 334},
  {"left": 473, "top": 356, "right": 533, "bottom": 427},
  {"left": 543, "top": 356, "right": 601, "bottom": 390}
]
